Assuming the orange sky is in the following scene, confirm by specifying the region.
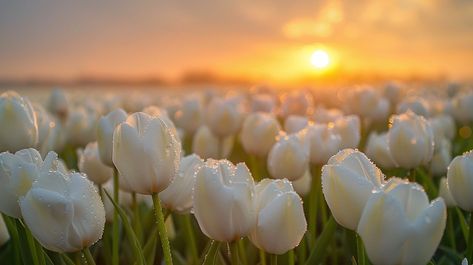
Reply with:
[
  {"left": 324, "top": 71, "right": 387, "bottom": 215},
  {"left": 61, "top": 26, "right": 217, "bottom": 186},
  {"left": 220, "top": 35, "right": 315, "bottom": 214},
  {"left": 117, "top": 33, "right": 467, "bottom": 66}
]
[{"left": 0, "top": 1, "right": 472, "bottom": 85}]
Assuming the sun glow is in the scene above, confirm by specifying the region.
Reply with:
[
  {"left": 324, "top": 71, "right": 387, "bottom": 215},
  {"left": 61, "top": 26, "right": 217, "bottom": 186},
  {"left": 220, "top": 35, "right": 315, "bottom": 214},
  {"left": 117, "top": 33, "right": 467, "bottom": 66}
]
[{"left": 310, "top": 50, "right": 331, "bottom": 69}]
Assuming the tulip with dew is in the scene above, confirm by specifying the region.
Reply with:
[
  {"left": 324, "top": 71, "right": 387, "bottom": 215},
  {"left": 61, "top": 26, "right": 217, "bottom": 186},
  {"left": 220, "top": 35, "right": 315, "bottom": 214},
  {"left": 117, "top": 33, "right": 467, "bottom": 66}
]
[{"left": 78, "top": 141, "right": 113, "bottom": 186}]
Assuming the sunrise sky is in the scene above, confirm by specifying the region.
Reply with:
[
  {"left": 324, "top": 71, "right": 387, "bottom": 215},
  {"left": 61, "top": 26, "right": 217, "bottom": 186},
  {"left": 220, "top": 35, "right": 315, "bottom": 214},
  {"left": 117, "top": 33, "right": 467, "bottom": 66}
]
[{"left": 1, "top": 0, "right": 472, "bottom": 85}]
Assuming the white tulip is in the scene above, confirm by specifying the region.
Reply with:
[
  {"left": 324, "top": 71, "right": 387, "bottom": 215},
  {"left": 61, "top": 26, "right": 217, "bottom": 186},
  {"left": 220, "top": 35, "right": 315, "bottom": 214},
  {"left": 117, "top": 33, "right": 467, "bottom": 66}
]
[
  {"left": 452, "top": 91, "right": 473, "bottom": 124},
  {"left": 205, "top": 97, "right": 243, "bottom": 138},
  {"left": 113, "top": 112, "right": 181, "bottom": 195},
  {"left": 0, "top": 91, "right": 38, "bottom": 152},
  {"left": 251, "top": 94, "right": 276, "bottom": 113},
  {"left": 439, "top": 177, "right": 456, "bottom": 207},
  {"left": 33, "top": 104, "right": 54, "bottom": 148},
  {"left": 174, "top": 97, "right": 203, "bottom": 134},
  {"left": 397, "top": 97, "right": 430, "bottom": 117},
  {"left": 430, "top": 138, "right": 452, "bottom": 177},
  {"left": 383, "top": 82, "right": 402, "bottom": 105},
  {"left": 249, "top": 179, "right": 307, "bottom": 254},
  {"left": 65, "top": 106, "right": 97, "bottom": 146},
  {"left": 447, "top": 151, "right": 473, "bottom": 211},
  {"left": 388, "top": 111, "right": 434, "bottom": 169},
  {"left": 333, "top": 115, "right": 361, "bottom": 149},
  {"left": 305, "top": 123, "right": 341, "bottom": 165},
  {"left": 97, "top": 108, "right": 127, "bottom": 166},
  {"left": 312, "top": 107, "right": 343, "bottom": 124},
  {"left": 0, "top": 148, "right": 43, "bottom": 217},
  {"left": 193, "top": 159, "right": 256, "bottom": 242},
  {"left": 47, "top": 88, "right": 69, "bottom": 120},
  {"left": 365, "top": 132, "right": 396, "bottom": 169},
  {"left": 321, "top": 149, "right": 384, "bottom": 230},
  {"left": 192, "top": 126, "right": 233, "bottom": 159},
  {"left": 240, "top": 112, "right": 280, "bottom": 157},
  {"left": 280, "top": 91, "right": 313, "bottom": 118},
  {"left": 291, "top": 168, "right": 312, "bottom": 196},
  {"left": 160, "top": 154, "right": 203, "bottom": 213},
  {"left": 284, "top": 115, "right": 309, "bottom": 134},
  {"left": 20, "top": 167, "right": 105, "bottom": 252},
  {"left": 78, "top": 142, "right": 113, "bottom": 185},
  {"left": 357, "top": 183, "right": 446, "bottom": 265},
  {"left": 0, "top": 215, "right": 10, "bottom": 246},
  {"left": 345, "top": 86, "right": 381, "bottom": 118},
  {"left": 429, "top": 115, "right": 456, "bottom": 142},
  {"left": 267, "top": 132, "right": 309, "bottom": 181}
]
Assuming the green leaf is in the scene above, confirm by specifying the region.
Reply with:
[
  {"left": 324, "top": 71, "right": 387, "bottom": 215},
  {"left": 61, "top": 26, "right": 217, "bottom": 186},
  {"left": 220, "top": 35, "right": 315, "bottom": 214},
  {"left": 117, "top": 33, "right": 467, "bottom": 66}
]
[{"left": 305, "top": 216, "right": 337, "bottom": 265}]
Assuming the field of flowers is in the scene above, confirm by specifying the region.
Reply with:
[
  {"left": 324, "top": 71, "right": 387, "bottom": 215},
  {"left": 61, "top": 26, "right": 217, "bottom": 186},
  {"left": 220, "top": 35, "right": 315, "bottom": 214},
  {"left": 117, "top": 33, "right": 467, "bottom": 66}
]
[{"left": 0, "top": 83, "right": 472, "bottom": 265}]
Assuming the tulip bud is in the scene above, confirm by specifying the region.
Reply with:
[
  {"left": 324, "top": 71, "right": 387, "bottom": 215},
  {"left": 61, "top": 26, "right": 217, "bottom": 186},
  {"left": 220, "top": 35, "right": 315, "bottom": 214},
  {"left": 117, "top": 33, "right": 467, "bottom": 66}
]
[
  {"left": 78, "top": 142, "right": 113, "bottom": 185},
  {"left": 192, "top": 126, "right": 233, "bottom": 159},
  {"left": 251, "top": 94, "right": 276, "bottom": 113},
  {"left": 193, "top": 159, "right": 256, "bottom": 242},
  {"left": 97, "top": 108, "right": 127, "bottom": 166},
  {"left": 429, "top": 138, "right": 452, "bottom": 177},
  {"left": 333, "top": 115, "right": 360, "bottom": 149},
  {"left": 397, "top": 97, "right": 430, "bottom": 117},
  {"left": 447, "top": 151, "right": 473, "bottom": 211},
  {"left": 452, "top": 91, "right": 473, "bottom": 124},
  {"left": 65, "top": 106, "right": 97, "bottom": 146},
  {"left": 292, "top": 169, "right": 312, "bottom": 197},
  {"left": 388, "top": 111, "right": 434, "bottom": 169},
  {"left": 160, "top": 154, "right": 203, "bottom": 213},
  {"left": 0, "top": 215, "right": 8, "bottom": 246},
  {"left": 321, "top": 149, "right": 384, "bottom": 230},
  {"left": 267, "top": 132, "right": 309, "bottom": 181},
  {"left": 357, "top": 183, "right": 446, "bottom": 265},
  {"left": 113, "top": 112, "right": 181, "bottom": 194},
  {"left": 429, "top": 115, "right": 456, "bottom": 142},
  {"left": 240, "top": 113, "right": 280, "bottom": 157},
  {"left": 174, "top": 97, "right": 203, "bottom": 135},
  {"left": 0, "top": 148, "right": 44, "bottom": 217},
  {"left": 284, "top": 115, "right": 309, "bottom": 134},
  {"left": 0, "top": 91, "right": 38, "bottom": 152},
  {"left": 47, "top": 88, "right": 69, "bottom": 120},
  {"left": 312, "top": 107, "right": 343, "bottom": 124},
  {"left": 439, "top": 177, "right": 456, "bottom": 207},
  {"left": 365, "top": 132, "right": 396, "bottom": 169},
  {"left": 20, "top": 165, "right": 105, "bottom": 252},
  {"left": 249, "top": 179, "right": 306, "bottom": 254},
  {"left": 205, "top": 97, "right": 243, "bottom": 138},
  {"left": 280, "top": 91, "right": 313, "bottom": 118},
  {"left": 305, "top": 124, "right": 341, "bottom": 165}
]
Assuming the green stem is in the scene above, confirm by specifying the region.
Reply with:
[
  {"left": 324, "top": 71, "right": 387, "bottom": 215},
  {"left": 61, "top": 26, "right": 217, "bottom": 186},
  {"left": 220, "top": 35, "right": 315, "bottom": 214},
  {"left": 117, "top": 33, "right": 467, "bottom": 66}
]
[
  {"left": 25, "top": 225, "right": 40, "bottom": 265},
  {"left": 356, "top": 234, "right": 365, "bottom": 265},
  {"left": 270, "top": 254, "right": 277, "bottom": 265},
  {"left": 3, "top": 215, "right": 21, "bottom": 265},
  {"left": 467, "top": 213, "right": 473, "bottom": 262},
  {"left": 249, "top": 155, "right": 260, "bottom": 182},
  {"left": 259, "top": 249, "right": 266, "bottom": 265},
  {"left": 308, "top": 165, "right": 321, "bottom": 247},
  {"left": 305, "top": 216, "right": 337, "bottom": 265},
  {"left": 131, "top": 192, "right": 143, "bottom": 244},
  {"left": 447, "top": 210, "right": 456, "bottom": 249},
  {"left": 230, "top": 240, "right": 239, "bottom": 265},
  {"left": 202, "top": 241, "right": 220, "bottom": 265},
  {"left": 238, "top": 240, "right": 248, "bottom": 265},
  {"left": 112, "top": 166, "right": 119, "bottom": 265},
  {"left": 82, "top": 247, "right": 96, "bottom": 265},
  {"left": 288, "top": 249, "right": 295, "bottom": 265},
  {"left": 296, "top": 236, "right": 306, "bottom": 264},
  {"left": 152, "top": 193, "right": 173, "bottom": 265},
  {"left": 183, "top": 214, "right": 199, "bottom": 264}
]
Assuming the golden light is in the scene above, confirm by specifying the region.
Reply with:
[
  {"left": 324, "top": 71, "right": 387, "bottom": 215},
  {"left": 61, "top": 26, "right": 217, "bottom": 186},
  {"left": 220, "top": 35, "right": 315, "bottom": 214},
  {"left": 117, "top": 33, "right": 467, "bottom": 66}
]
[{"left": 310, "top": 49, "right": 330, "bottom": 69}]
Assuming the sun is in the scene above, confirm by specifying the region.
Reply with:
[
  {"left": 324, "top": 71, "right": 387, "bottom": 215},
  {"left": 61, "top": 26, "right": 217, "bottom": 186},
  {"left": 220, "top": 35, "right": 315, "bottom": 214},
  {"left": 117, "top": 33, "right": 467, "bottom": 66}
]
[{"left": 310, "top": 49, "right": 330, "bottom": 69}]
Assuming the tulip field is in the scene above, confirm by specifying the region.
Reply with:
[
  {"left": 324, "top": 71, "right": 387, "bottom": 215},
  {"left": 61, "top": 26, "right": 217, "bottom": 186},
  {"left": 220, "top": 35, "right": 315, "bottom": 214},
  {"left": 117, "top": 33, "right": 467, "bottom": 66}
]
[{"left": 1, "top": 84, "right": 473, "bottom": 265}]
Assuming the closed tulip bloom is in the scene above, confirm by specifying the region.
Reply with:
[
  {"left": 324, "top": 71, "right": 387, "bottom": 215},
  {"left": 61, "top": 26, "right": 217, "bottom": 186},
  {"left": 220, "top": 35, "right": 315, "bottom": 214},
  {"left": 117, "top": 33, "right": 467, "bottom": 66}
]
[
  {"left": 292, "top": 169, "right": 312, "bottom": 196},
  {"left": 0, "top": 215, "right": 9, "bottom": 246},
  {"left": 142, "top": 105, "right": 178, "bottom": 134},
  {"left": 305, "top": 124, "right": 341, "bottom": 165},
  {"left": 241, "top": 112, "right": 280, "bottom": 157},
  {"left": 429, "top": 114, "right": 456, "bottom": 141},
  {"left": 439, "top": 177, "right": 456, "bottom": 207},
  {"left": 20, "top": 167, "right": 105, "bottom": 252},
  {"left": 365, "top": 132, "right": 396, "bottom": 169},
  {"left": 388, "top": 111, "right": 434, "bottom": 169},
  {"left": 160, "top": 154, "right": 203, "bottom": 213},
  {"left": 284, "top": 115, "right": 309, "bottom": 134},
  {"left": 174, "top": 97, "right": 203, "bottom": 134},
  {"left": 452, "top": 91, "right": 473, "bottom": 124},
  {"left": 397, "top": 97, "right": 430, "bottom": 117},
  {"left": 312, "top": 107, "right": 343, "bottom": 124},
  {"left": 78, "top": 142, "right": 113, "bottom": 185},
  {"left": 65, "top": 106, "right": 97, "bottom": 146},
  {"left": 113, "top": 112, "right": 181, "bottom": 195},
  {"left": 333, "top": 115, "right": 360, "bottom": 149},
  {"left": 430, "top": 138, "right": 452, "bottom": 177},
  {"left": 251, "top": 94, "right": 276, "bottom": 113},
  {"left": 0, "top": 148, "right": 43, "bottom": 217},
  {"left": 357, "top": 183, "right": 446, "bottom": 265},
  {"left": 205, "top": 97, "right": 243, "bottom": 138},
  {"left": 192, "top": 126, "right": 233, "bottom": 159},
  {"left": 447, "top": 151, "right": 473, "bottom": 211},
  {"left": 46, "top": 88, "right": 69, "bottom": 120},
  {"left": 97, "top": 108, "right": 127, "bottom": 166},
  {"left": 280, "top": 91, "right": 313, "bottom": 118},
  {"left": 249, "top": 179, "right": 307, "bottom": 254},
  {"left": 0, "top": 91, "right": 38, "bottom": 152},
  {"left": 267, "top": 132, "right": 309, "bottom": 181},
  {"left": 193, "top": 159, "right": 256, "bottom": 242},
  {"left": 321, "top": 149, "right": 384, "bottom": 230}
]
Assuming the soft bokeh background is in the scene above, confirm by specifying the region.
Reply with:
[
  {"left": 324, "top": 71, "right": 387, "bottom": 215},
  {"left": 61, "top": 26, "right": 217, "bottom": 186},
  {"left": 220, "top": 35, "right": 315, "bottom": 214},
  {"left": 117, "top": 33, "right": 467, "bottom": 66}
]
[{"left": 1, "top": 0, "right": 472, "bottom": 86}]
